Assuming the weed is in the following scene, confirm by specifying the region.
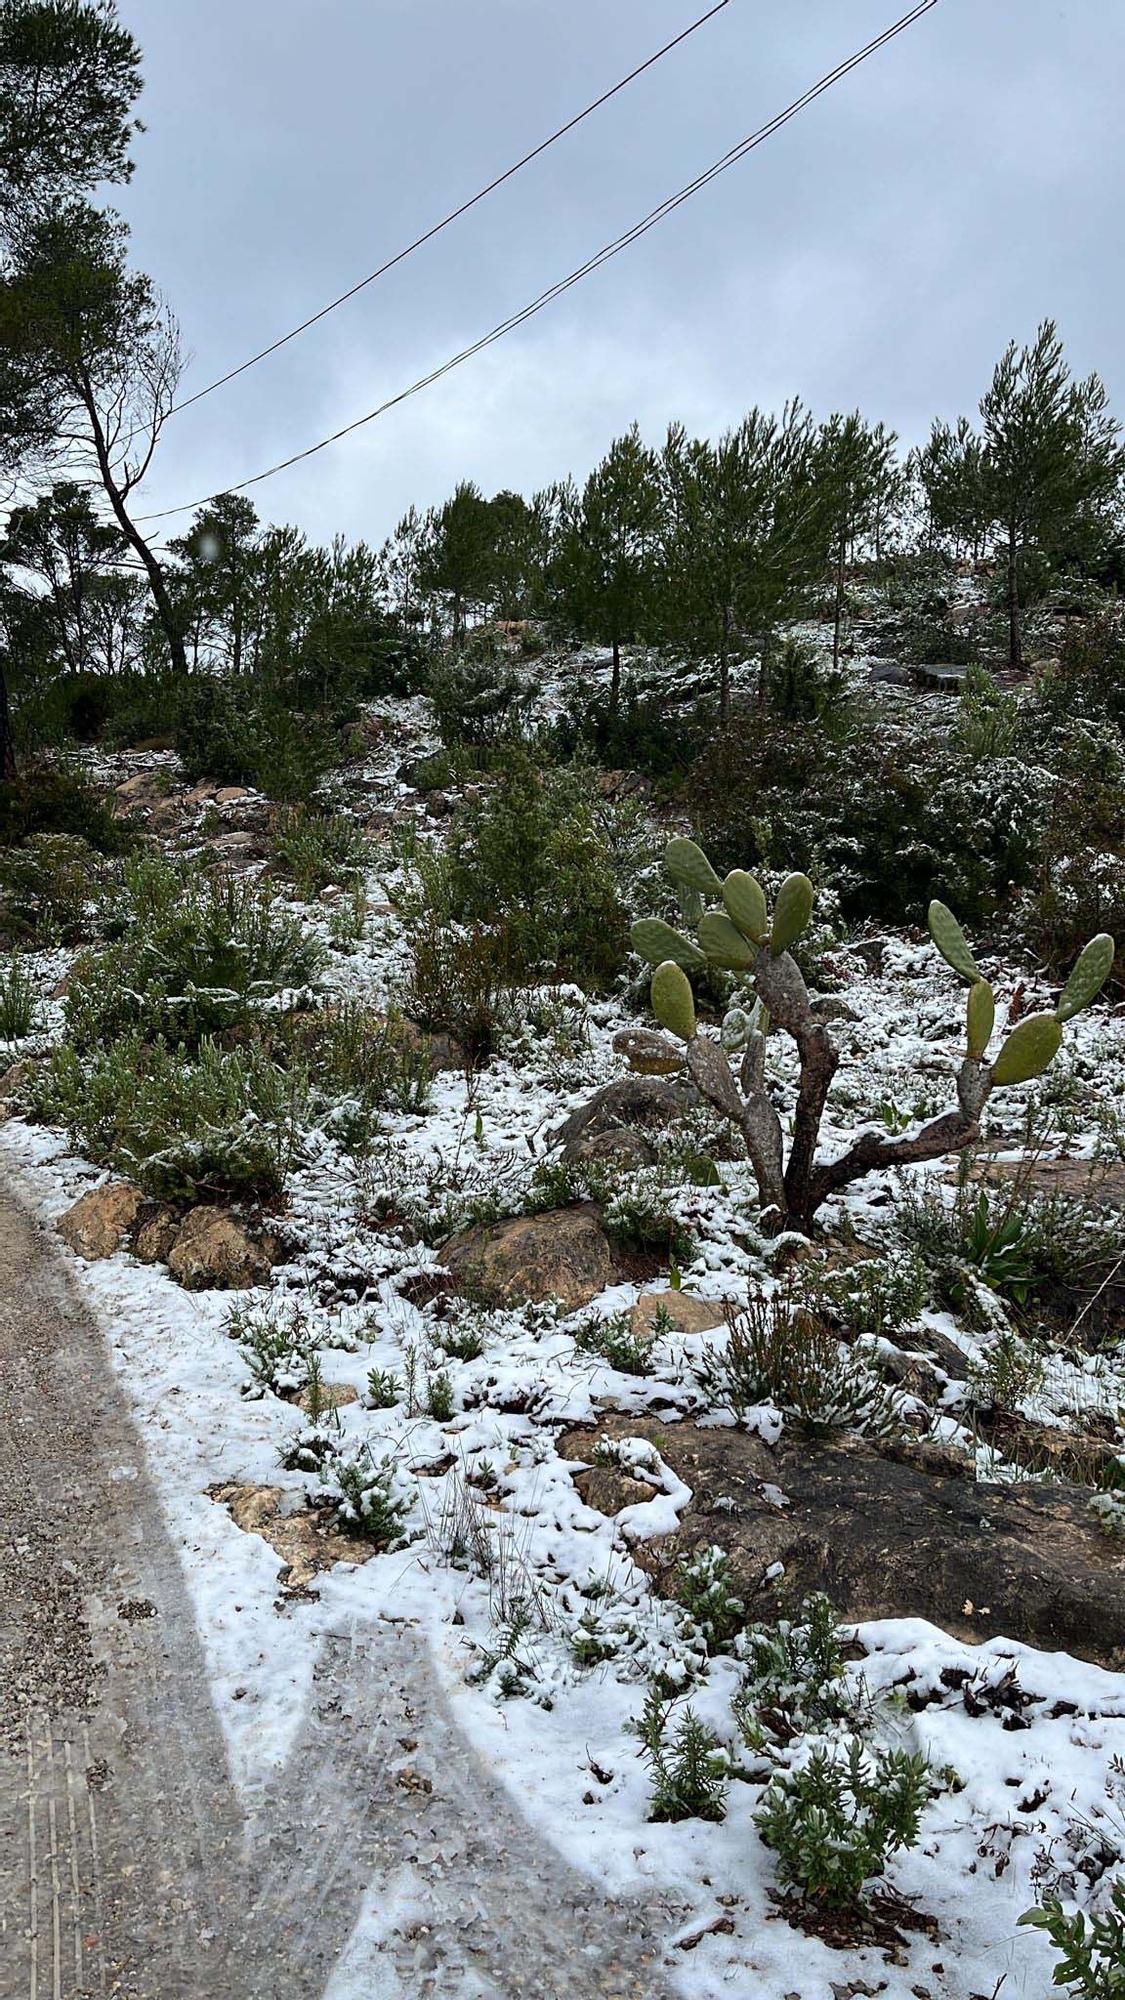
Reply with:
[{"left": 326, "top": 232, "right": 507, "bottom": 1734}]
[
  {"left": 365, "top": 1367, "right": 404, "bottom": 1410},
  {"left": 270, "top": 805, "right": 369, "bottom": 898},
  {"left": 672, "top": 1546, "right": 746, "bottom": 1657},
  {"left": 1019, "top": 1884, "right": 1125, "bottom": 1998},
  {"left": 703, "top": 1296, "right": 908, "bottom": 1440},
  {"left": 0, "top": 952, "right": 35, "bottom": 1040},
  {"left": 633, "top": 1685, "right": 728, "bottom": 1824},
  {"left": 755, "top": 1739, "right": 930, "bottom": 1909}
]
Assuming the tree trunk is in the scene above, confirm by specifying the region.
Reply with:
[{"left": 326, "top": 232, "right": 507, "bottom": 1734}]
[
  {"left": 758, "top": 625, "right": 774, "bottom": 709},
  {"left": 610, "top": 636, "right": 621, "bottom": 716},
  {"left": 0, "top": 665, "right": 16, "bottom": 780},
  {"left": 832, "top": 539, "right": 846, "bottom": 673},
  {"left": 719, "top": 604, "right": 731, "bottom": 727},
  {"left": 78, "top": 373, "right": 189, "bottom": 678},
  {"left": 1007, "top": 517, "right": 1022, "bottom": 670}
]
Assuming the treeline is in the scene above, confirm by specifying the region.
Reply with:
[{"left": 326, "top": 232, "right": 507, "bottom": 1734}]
[{"left": 1, "top": 0, "right": 1123, "bottom": 766}]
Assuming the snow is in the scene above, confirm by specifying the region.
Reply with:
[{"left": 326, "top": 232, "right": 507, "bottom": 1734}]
[{"left": 4, "top": 672, "right": 1125, "bottom": 1999}]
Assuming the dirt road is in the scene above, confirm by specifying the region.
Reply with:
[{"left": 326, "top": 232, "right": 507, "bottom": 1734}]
[{"left": 0, "top": 1183, "right": 677, "bottom": 1998}]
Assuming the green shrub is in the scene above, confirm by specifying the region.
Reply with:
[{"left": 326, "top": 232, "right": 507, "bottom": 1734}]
[
  {"left": 634, "top": 1685, "right": 728, "bottom": 1824},
  {"left": 401, "top": 912, "right": 516, "bottom": 1063},
  {"left": 703, "top": 1296, "right": 907, "bottom": 1440},
  {"left": 0, "top": 952, "right": 35, "bottom": 1039},
  {"left": 0, "top": 768, "right": 132, "bottom": 854},
  {"left": 754, "top": 1739, "right": 930, "bottom": 1908},
  {"left": 546, "top": 675, "right": 715, "bottom": 789},
  {"left": 269, "top": 805, "right": 368, "bottom": 898},
  {"left": 1019, "top": 1885, "right": 1125, "bottom": 1997},
  {"left": 277, "top": 1001, "right": 431, "bottom": 1145},
  {"left": 687, "top": 714, "right": 1047, "bottom": 928},
  {"left": 401, "top": 757, "right": 631, "bottom": 991},
  {"left": 29, "top": 1034, "right": 306, "bottom": 1200},
  {"left": 0, "top": 832, "right": 108, "bottom": 940},
  {"left": 173, "top": 678, "right": 341, "bottom": 800},
  {"left": 672, "top": 1546, "right": 746, "bottom": 1656},
  {"left": 954, "top": 662, "right": 1021, "bottom": 762},
  {"left": 735, "top": 1595, "right": 857, "bottom": 1748},
  {"left": 331, "top": 1454, "right": 410, "bottom": 1547},
  {"left": 428, "top": 652, "right": 534, "bottom": 749},
  {"left": 67, "top": 855, "right": 322, "bottom": 1050}
]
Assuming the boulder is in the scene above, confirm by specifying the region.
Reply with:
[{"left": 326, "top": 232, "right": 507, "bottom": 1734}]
[
  {"left": 166, "top": 1206, "right": 274, "bottom": 1291},
  {"left": 56, "top": 1182, "right": 145, "bottom": 1260},
  {"left": 440, "top": 1205, "right": 615, "bottom": 1310},
  {"left": 555, "top": 1077, "right": 693, "bottom": 1164},
  {"left": 612, "top": 1027, "right": 686, "bottom": 1078},
  {"left": 631, "top": 1290, "right": 727, "bottom": 1338},
  {"left": 572, "top": 1467, "right": 657, "bottom": 1516},
  {"left": 560, "top": 1418, "right": 1125, "bottom": 1669},
  {"left": 132, "top": 1204, "right": 182, "bottom": 1266}
]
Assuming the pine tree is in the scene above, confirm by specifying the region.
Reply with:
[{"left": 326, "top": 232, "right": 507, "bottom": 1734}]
[
  {"left": 0, "top": 0, "right": 143, "bottom": 770},
  {"left": 812, "top": 413, "right": 901, "bottom": 671},
  {"left": 561, "top": 425, "right": 661, "bottom": 712},
  {"left": 979, "top": 320, "right": 1124, "bottom": 667}
]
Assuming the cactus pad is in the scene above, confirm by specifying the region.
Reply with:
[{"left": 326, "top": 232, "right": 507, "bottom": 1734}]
[
  {"left": 698, "top": 909, "right": 757, "bottom": 970},
  {"left": 770, "top": 873, "right": 815, "bottom": 956},
  {"left": 722, "top": 870, "right": 769, "bottom": 944},
  {"left": 665, "top": 837, "right": 722, "bottom": 896},
  {"left": 927, "top": 900, "right": 980, "bottom": 984},
  {"left": 966, "top": 980, "right": 995, "bottom": 1061},
  {"left": 991, "top": 1013, "right": 1063, "bottom": 1087},
  {"left": 1056, "top": 933, "right": 1115, "bottom": 1023},
  {"left": 630, "top": 918, "right": 707, "bottom": 970},
  {"left": 651, "top": 960, "right": 696, "bottom": 1043}
]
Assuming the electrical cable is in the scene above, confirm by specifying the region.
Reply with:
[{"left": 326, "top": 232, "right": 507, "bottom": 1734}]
[
  {"left": 138, "top": 0, "right": 939, "bottom": 523},
  {"left": 168, "top": 0, "right": 733, "bottom": 416}
]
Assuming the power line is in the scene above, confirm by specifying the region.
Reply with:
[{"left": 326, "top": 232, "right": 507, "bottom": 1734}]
[
  {"left": 138, "top": 0, "right": 940, "bottom": 525},
  {"left": 168, "top": 0, "right": 733, "bottom": 417}
]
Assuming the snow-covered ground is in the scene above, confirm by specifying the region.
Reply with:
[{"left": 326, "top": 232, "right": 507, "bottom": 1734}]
[{"left": 4, "top": 673, "right": 1124, "bottom": 1999}]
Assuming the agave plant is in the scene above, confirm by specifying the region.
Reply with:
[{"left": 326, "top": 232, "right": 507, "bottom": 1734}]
[{"left": 623, "top": 838, "right": 1114, "bottom": 1233}]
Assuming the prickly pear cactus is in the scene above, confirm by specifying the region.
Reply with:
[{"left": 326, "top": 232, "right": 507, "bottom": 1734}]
[
  {"left": 665, "top": 838, "right": 723, "bottom": 896},
  {"left": 966, "top": 980, "right": 995, "bottom": 1061},
  {"left": 698, "top": 909, "right": 757, "bottom": 970},
  {"left": 630, "top": 917, "right": 706, "bottom": 970},
  {"left": 990, "top": 1013, "right": 1064, "bottom": 1086},
  {"left": 1056, "top": 933, "right": 1115, "bottom": 1024},
  {"left": 651, "top": 960, "right": 696, "bottom": 1043},
  {"left": 928, "top": 900, "right": 980, "bottom": 984},
  {"left": 722, "top": 870, "right": 769, "bottom": 944},
  {"left": 770, "top": 873, "right": 815, "bottom": 956}
]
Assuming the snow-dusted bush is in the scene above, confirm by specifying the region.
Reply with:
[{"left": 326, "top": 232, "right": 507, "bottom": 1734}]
[{"left": 754, "top": 1738, "right": 930, "bottom": 1909}]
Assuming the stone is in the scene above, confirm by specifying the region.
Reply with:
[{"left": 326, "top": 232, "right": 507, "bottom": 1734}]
[
  {"left": 215, "top": 786, "right": 250, "bottom": 805},
  {"left": 631, "top": 1290, "right": 727, "bottom": 1338},
  {"left": 293, "top": 1382, "right": 359, "bottom": 1415},
  {"left": 555, "top": 1077, "right": 693, "bottom": 1163},
  {"left": 612, "top": 1027, "right": 686, "bottom": 1078},
  {"left": 440, "top": 1205, "right": 615, "bottom": 1310},
  {"left": 166, "top": 1206, "right": 274, "bottom": 1291},
  {"left": 809, "top": 996, "right": 860, "bottom": 1023},
  {"left": 572, "top": 1467, "right": 657, "bottom": 1516},
  {"left": 132, "top": 1205, "right": 182, "bottom": 1265},
  {"left": 560, "top": 1418, "right": 1125, "bottom": 1669},
  {"left": 56, "top": 1182, "right": 145, "bottom": 1260},
  {"left": 210, "top": 1482, "right": 375, "bottom": 1592},
  {"left": 566, "top": 1127, "right": 659, "bottom": 1169}
]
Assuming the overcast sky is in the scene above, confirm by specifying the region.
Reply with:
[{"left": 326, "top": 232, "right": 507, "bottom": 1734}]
[{"left": 116, "top": 0, "right": 1121, "bottom": 550}]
